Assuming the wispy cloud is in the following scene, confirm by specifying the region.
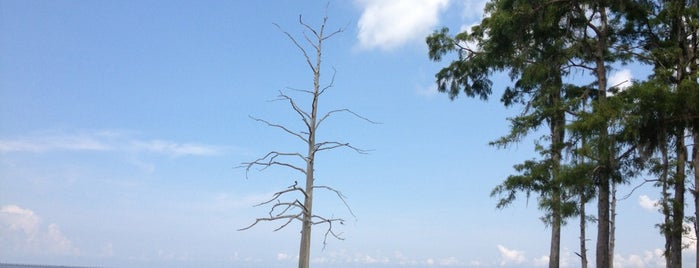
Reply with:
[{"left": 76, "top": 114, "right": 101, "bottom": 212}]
[
  {"left": 416, "top": 83, "right": 439, "bottom": 97},
  {"left": 0, "top": 130, "right": 226, "bottom": 157},
  {"left": 0, "top": 133, "right": 112, "bottom": 153},
  {"left": 356, "top": 0, "right": 450, "bottom": 50},
  {"left": 0, "top": 204, "right": 80, "bottom": 256},
  {"left": 129, "top": 140, "right": 222, "bottom": 157}
]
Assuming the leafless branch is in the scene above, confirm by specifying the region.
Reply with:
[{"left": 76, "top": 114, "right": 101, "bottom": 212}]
[
  {"left": 312, "top": 215, "right": 346, "bottom": 249},
  {"left": 315, "top": 141, "right": 370, "bottom": 154},
  {"left": 299, "top": 14, "right": 344, "bottom": 42},
  {"left": 274, "top": 92, "right": 312, "bottom": 130},
  {"left": 269, "top": 200, "right": 305, "bottom": 217},
  {"left": 314, "top": 185, "right": 357, "bottom": 219},
  {"left": 286, "top": 86, "right": 314, "bottom": 95},
  {"left": 316, "top": 108, "right": 381, "bottom": 128},
  {"left": 238, "top": 214, "right": 302, "bottom": 232},
  {"left": 273, "top": 22, "right": 315, "bottom": 74},
  {"left": 249, "top": 115, "right": 308, "bottom": 143},
  {"left": 318, "top": 67, "right": 336, "bottom": 96},
  {"left": 255, "top": 183, "right": 309, "bottom": 207},
  {"left": 239, "top": 151, "right": 307, "bottom": 178},
  {"left": 619, "top": 178, "right": 659, "bottom": 201},
  {"left": 238, "top": 183, "right": 309, "bottom": 232}
]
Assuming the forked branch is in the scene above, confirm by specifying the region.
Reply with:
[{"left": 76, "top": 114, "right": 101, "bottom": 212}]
[
  {"left": 312, "top": 215, "right": 346, "bottom": 249},
  {"left": 238, "top": 182, "right": 308, "bottom": 231},
  {"left": 238, "top": 214, "right": 302, "bottom": 232},
  {"left": 273, "top": 91, "right": 312, "bottom": 130}
]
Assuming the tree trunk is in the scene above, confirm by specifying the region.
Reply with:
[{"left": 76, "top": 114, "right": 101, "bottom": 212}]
[
  {"left": 693, "top": 132, "right": 699, "bottom": 268},
  {"left": 298, "top": 87, "right": 318, "bottom": 268},
  {"left": 550, "top": 190, "right": 561, "bottom": 268},
  {"left": 597, "top": 174, "right": 611, "bottom": 268},
  {"left": 580, "top": 192, "right": 588, "bottom": 268},
  {"left": 610, "top": 182, "right": 616, "bottom": 268},
  {"left": 670, "top": 135, "right": 686, "bottom": 268},
  {"left": 595, "top": 6, "right": 611, "bottom": 268},
  {"left": 298, "top": 24, "right": 324, "bottom": 268},
  {"left": 548, "top": 69, "right": 565, "bottom": 268},
  {"left": 661, "top": 143, "right": 672, "bottom": 267}
]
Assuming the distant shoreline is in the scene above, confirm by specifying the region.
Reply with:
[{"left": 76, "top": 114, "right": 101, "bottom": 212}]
[{"left": 0, "top": 263, "right": 105, "bottom": 268}]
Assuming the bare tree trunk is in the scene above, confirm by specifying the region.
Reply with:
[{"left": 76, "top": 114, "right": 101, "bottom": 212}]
[
  {"left": 609, "top": 183, "right": 616, "bottom": 268},
  {"left": 610, "top": 182, "right": 616, "bottom": 268},
  {"left": 550, "top": 191, "right": 561, "bottom": 268},
  {"left": 580, "top": 193, "right": 588, "bottom": 268},
  {"left": 597, "top": 173, "right": 611, "bottom": 268},
  {"left": 297, "top": 14, "right": 326, "bottom": 268},
  {"left": 693, "top": 132, "right": 699, "bottom": 268},
  {"left": 298, "top": 123, "right": 316, "bottom": 268},
  {"left": 670, "top": 136, "right": 686, "bottom": 268},
  {"left": 661, "top": 144, "right": 672, "bottom": 267}
]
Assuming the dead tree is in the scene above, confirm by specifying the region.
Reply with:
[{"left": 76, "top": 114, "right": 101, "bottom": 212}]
[{"left": 238, "top": 14, "right": 374, "bottom": 268}]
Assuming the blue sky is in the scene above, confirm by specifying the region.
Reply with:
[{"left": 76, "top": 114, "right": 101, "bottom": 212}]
[{"left": 0, "top": 1, "right": 693, "bottom": 267}]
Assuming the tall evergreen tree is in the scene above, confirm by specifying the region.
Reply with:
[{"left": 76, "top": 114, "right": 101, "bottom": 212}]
[
  {"left": 427, "top": 0, "right": 593, "bottom": 265},
  {"left": 623, "top": 0, "right": 699, "bottom": 265},
  {"left": 428, "top": 1, "right": 639, "bottom": 267}
]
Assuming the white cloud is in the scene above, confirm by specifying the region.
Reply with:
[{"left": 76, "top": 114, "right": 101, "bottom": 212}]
[
  {"left": 639, "top": 195, "right": 659, "bottom": 211},
  {"left": 276, "top": 252, "right": 293, "bottom": 261},
  {"left": 497, "top": 244, "right": 526, "bottom": 266},
  {"left": 615, "top": 253, "right": 648, "bottom": 268},
  {"left": 614, "top": 249, "right": 665, "bottom": 268},
  {"left": 684, "top": 223, "right": 696, "bottom": 252},
  {"left": 0, "top": 130, "right": 225, "bottom": 157},
  {"left": 532, "top": 255, "right": 549, "bottom": 266},
  {"left": 645, "top": 248, "right": 666, "bottom": 267},
  {"left": 393, "top": 251, "right": 418, "bottom": 265},
  {"left": 424, "top": 256, "right": 463, "bottom": 266},
  {"left": 0, "top": 204, "right": 80, "bottom": 256},
  {"left": 436, "top": 256, "right": 461, "bottom": 266},
  {"left": 0, "top": 204, "right": 39, "bottom": 236},
  {"left": 356, "top": 0, "right": 450, "bottom": 50},
  {"left": 609, "top": 69, "right": 633, "bottom": 91}
]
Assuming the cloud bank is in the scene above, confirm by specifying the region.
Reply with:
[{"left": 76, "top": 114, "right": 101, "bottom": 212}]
[{"left": 0, "top": 204, "right": 80, "bottom": 256}]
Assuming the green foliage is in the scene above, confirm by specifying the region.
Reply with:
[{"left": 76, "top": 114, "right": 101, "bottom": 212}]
[{"left": 491, "top": 153, "right": 596, "bottom": 225}]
